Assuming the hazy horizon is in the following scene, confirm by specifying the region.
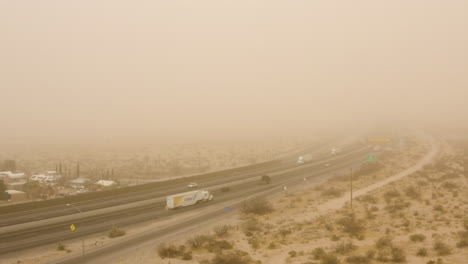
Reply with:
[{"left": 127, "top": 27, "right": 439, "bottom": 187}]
[{"left": 1, "top": 1, "right": 467, "bottom": 145}]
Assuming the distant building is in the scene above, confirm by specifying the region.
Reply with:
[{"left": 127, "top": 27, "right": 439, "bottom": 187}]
[
  {"left": 7, "top": 181, "right": 27, "bottom": 191},
  {"left": 68, "top": 178, "right": 90, "bottom": 189},
  {"left": 6, "top": 190, "right": 27, "bottom": 202},
  {"left": 95, "top": 180, "right": 116, "bottom": 187},
  {"left": 30, "top": 173, "right": 62, "bottom": 183},
  {"left": 0, "top": 171, "right": 26, "bottom": 180}
]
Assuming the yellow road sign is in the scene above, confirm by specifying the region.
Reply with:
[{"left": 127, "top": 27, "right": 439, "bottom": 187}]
[{"left": 70, "top": 224, "right": 75, "bottom": 231}]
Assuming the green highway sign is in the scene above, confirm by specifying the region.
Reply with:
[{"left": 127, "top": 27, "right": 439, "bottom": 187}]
[{"left": 367, "top": 154, "right": 377, "bottom": 163}]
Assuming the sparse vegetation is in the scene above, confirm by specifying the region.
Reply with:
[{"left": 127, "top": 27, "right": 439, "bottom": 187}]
[
  {"left": 433, "top": 204, "right": 445, "bottom": 213},
  {"left": 211, "top": 250, "right": 254, "bottom": 264},
  {"left": 158, "top": 244, "right": 185, "bottom": 259},
  {"left": 57, "top": 242, "right": 66, "bottom": 251},
  {"left": 345, "top": 255, "right": 370, "bottom": 264},
  {"left": 433, "top": 240, "right": 451, "bottom": 256},
  {"left": 360, "top": 194, "right": 378, "bottom": 204},
  {"left": 241, "top": 217, "right": 263, "bottom": 234},
  {"left": 206, "top": 239, "right": 233, "bottom": 253},
  {"left": 322, "top": 187, "right": 343, "bottom": 198},
  {"left": 311, "top": 247, "right": 327, "bottom": 260},
  {"left": 383, "top": 189, "right": 401, "bottom": 203},
  {"left": 417, "top": 247, "right": 428, "bottom": 256},
  {"left": 108, "top": 227, "right": 126, "bottom": 238},
  {"left": 187, "top": 234, "right": 214, "bottom": 249},
  {"left": 334, "top": 240, "right": 357, "bottom": 254},
  {"left": 410, "top": 233, "right": 426, "bottom": 242},
  {"left": 320, "top": 252, "right": 341, "bottom": 264},
  {"left": 404, "top": 185, "right": 421, "bottom": 199},
  {"left": 214, "top": 225, "right": 231, "bottom": 237},
  {"left": 241, "top": 197, "right": 274, "bottom": 215},
  {"left": 336, "top": 213, "right": 365, "bottom": 237}
]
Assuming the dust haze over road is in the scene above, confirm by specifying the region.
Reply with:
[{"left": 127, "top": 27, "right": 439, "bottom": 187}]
[{"left": 1, "top": 0, "right": 468, "bottom": 146}]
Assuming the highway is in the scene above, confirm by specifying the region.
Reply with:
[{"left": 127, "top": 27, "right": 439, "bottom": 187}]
[
  {"left": 0, "top": 137, "right": 354, "bottom": 227},
  {"left": 0, "top": 145, "right": 371, "bottom": 256}
]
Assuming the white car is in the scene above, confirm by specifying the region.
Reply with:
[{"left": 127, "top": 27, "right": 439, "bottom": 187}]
[{"left": 187, "top": 183, "right": 198, "bottom": 188}]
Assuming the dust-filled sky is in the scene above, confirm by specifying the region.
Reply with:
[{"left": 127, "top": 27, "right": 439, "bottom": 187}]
[{"left": 1, "top": 1, "right": 467, "bottom": 144}]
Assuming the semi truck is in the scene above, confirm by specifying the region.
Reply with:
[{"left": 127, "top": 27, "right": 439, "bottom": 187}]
[
  {"left": 297, "top": 154, "right": 313, "bottom": 164},
  {"left": 166, "top": 190, "right": 213, "bottom": 209}
]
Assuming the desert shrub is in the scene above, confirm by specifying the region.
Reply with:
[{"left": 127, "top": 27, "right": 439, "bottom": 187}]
[
  {"left": 182, "top": 251, "right": 193, "bottom": 260},
  {"left": 278, "top": 227, "right": 292, "bottom": 237},
  {"left": 391, "top": 246, "right": 406, "bottom": 262},
  {"left": 384, "top": 199, "right": 410, "bottom": 214},
  {"left": 410, "top": 233, "right": 426, "bottom": 242},
  {"left": 433, "top": 240, "right": 451, "bottom": 256},
  {"left": 211, "top": 250, "right": 253, "bottom": 264},
  {"left": 360, "top": 195, "right": 378, "bottom": 204},
  {"left": 365, "top": 208, "right": 376, "bottom": 220},
  {"left": 187, "top": 234, "right": 214, "bottom": 249},
  {"left": 241, "top": 197, "right": 274, "bottom": 215},
  {"left": 376, "top": 247, "right": 391, "bottom": 262},
  {"left": 247, "top": 236, "right": 260, "bottom": 249},
  {"left": 336, "top": 213, "right": 365, "bottom": 237},
  {"left": 331, "top": 234, "right": 341, "bottom": 241},
  {"left": 288, "top": 251, "right": 297, "bottom": 257},
  {"left": 321, "top": 253, "right": 341, "bottom": 264},
  {"left": 365, "top": 249, "right": 375, "bottom": 259},
  {"left": 322, "top": 187, "right": 343, "bottom": 197},
  {"left": 311, "top": 247, "right": 327, "bottom": 260},
  {"left": 441, "top": 182, "right": 457, "bottom": 190},
  {"left": 433, "top": 205, "right": 445, "bottom": 213},
  {"left": 268, "top": 242, "right": 278, "bottom": 249},
  {"left": 206, "top": 239, "right": 233, "bottom": 253},
  {"left": 158, "top": 244, "right": 185, "bottom": 258},
  {"left": 334, "top": 240, "right": 357, "bottom": 254},
  {"left": 242, "top": 217, "right": 263, "bottom": 234},
  {"left": 108, "top": 227, "right": 126, "bottom": 238},
  {"left": 214, "top": 225, "right": 231, "bottom": 237},
  {"left": 345, "top": 255, "right": 370, "bottom": 264},
  {"left": 404, "top": 185, "right": 421, "bottom": 199},
  {"left": 57, "top": 242, "right": 66, "bottom": 251},
  {"left": 417, "top": 247, "right": 428, "bottom": 256},
  {"left": 456, "top": 230, "right": 468, "bottom": 248},
  {"left": 375, "top": 236, "right": 393, "bottom": 249},
  {"left": 383, "top": 190, "right": 401, "bottom": 203},
  {"left": 429, "top": 258, "right": 445, "bottom": 264}
]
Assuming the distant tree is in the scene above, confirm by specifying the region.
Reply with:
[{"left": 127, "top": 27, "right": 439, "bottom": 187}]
[
  {"left": 1, "top": 160, "right": 17, "bottom": 172},
  {"left": 0, "top": 180, "right": 11, "bottom": 200},
  {"left": 23, "top": 181, "right": 44, "bottom": 199}
]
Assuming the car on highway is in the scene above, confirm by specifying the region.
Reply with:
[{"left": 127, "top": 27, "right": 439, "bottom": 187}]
[{"left": 187, "top": 183, "right": 198, "bottom": 188}]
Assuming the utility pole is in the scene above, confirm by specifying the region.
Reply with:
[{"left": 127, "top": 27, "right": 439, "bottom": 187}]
[{"left": 350, "top": 167, "right": 353, "bottom": 210}]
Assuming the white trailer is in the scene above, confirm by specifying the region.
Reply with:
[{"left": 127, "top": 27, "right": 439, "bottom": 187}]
[{"left": 166, "top": 190, "right": 213, "bottom": 209}]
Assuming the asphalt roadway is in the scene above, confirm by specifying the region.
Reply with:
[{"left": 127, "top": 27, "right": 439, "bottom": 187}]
[{"left": 0, "top": 146, "right": 371, "bottom": 256}]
